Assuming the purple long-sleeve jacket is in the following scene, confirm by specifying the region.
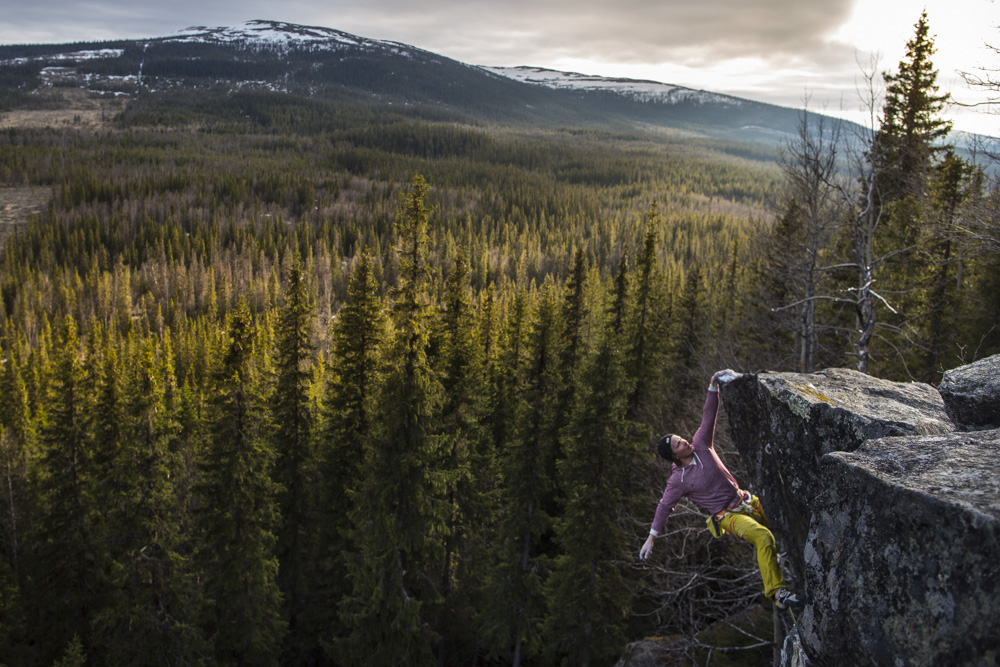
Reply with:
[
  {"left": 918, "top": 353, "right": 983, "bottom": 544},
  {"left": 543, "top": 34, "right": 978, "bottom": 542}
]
[{"left": 649, "top": 387, "right": 741, "bottom": 536}]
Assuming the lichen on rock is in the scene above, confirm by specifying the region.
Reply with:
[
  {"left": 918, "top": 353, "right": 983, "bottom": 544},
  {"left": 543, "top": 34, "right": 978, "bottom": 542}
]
[
  {"left": 805, "top": 430, "right": 1000, "bottom": 666},
  {"left": 620, "top": 355, "right": 1000, "bottom": 666},
  {"left": 718, "top": 356, "right": 999, "bottom": 666}
]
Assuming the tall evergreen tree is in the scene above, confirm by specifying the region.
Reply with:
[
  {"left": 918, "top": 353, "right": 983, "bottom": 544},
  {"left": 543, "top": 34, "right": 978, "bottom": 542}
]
[
  {"left": 542, "top": 314, "right": 645, "bottom": 667},
  {"left": 877, "top": 10, "right": 952, "bottom": 204},
  {"left": 0, "top": 341, "right": 32, "bottom": 662},
  {"left": 916, "top": 150, "right": 975, "bottom": 378},
  {"left": 560, "top": 248, "right": 589, "bottom": 403},
  {"left": 867, "top": 11, "right": 957, "bottom": 378},
  {"left": 483, "top": 287, "right": 563, "bottom": 667},
  {"left": 668, "top": 263, "right": 706, "bottom": 401},
  {"left": 319, "top": 250, "right": 385, "bottom": 648},
  {"left": 196, "top": 298, "right": 285, "bottom": 666},
  {"left": 626, "top": 205, "right": 667, "bottom": 420},
  {"left": 484, "top": 286, "right": 527, "bottom": 462},
  {"left": 94, "top": 338, "right": 206, "bottom": 664},
  {"left": 0, "top": 342, "right": 34, "bottom": 581},
  {"left": 434, "top": 250, "right": 494, "bottom": 664},
  {"left": 338, "top": 175, "right": 444, "bottom": 666},
  {"left": 271, "top": 256, "right": 318, "bottom": 663},
  {"left": 31, "top": 316, "right": 104, "bottom": 663}
]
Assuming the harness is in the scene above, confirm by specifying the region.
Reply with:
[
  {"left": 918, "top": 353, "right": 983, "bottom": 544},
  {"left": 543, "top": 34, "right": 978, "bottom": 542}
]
[{"left": 706, "top": 489, "right": 753, "bottom": 538}]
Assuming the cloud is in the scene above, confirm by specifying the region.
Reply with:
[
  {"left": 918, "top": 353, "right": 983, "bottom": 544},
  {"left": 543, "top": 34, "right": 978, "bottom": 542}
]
[
  {"left": 313, "top": 0, "right": 858, "bottom": 68},
  {"left": 1, "top": 0, "right": 995, "bottom": 134}
]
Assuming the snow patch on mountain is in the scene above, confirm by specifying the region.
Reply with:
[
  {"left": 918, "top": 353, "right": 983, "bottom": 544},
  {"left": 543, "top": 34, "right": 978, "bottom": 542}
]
[
  {"left": 2, "top": 48, "right": 123, "bottom": 66},
  {"left": 165, "top": 20, "right": 431, "bottom": 61},
  {"left": 483, "top": 66, "right": 741, "bottom": 107},
  {"left": 169, "top": 20, "right": 363, "bottom": 47}
]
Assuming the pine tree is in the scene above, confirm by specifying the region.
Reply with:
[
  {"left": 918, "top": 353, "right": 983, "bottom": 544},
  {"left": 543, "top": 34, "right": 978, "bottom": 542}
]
[
  {"left": 877, "top": 10, "right": 952, "bottom": 203},
  {"left": 542, "top": 314, "right": 645, "bottom": 667},
  {"left": 0, "top": 342, "right": 33, "bottom": 662},
  {"left": 94, "top": 338, "right": 206, "bottom": 664},
  {"left": 196, "top": 298, "right": 285, "bottom": 666},
  {"left": 872, "top": 11, "right": 956, "bottom": 378},
  {"left": 669, "top": 263, "right": 705, "bottom": 401},
  {"left": 320, "top": 250, "right": 385, "bottom": 648},
  {"left": 271, "top": 256, "right": 318, "bottom": 662},
  {"left": 626, "top": 206, "right": 667, "bottom": 420},
  {"left": 0, "top": 342, "right": 34, "bottom": 582},
  {"left": 549, "top": 248, "right": 589, "bottom": 518},
  {"left": 483, "top": 287, "right": 563, "bottom": 667},
  {"left": 434, "top": 250, "right": 494, "bottom": 664},
  {"left": 560, "top": 248, "right": 589, "bottom": 397},
  {"left": 31, "top": 316, "right": 104, "bottom": 663},
  {"left": 338, "top": 175, "right": 444, "bottom": 666},
  {"left": 484, "top": 286, "right": 527, "bottom": 464},
  {"left": 917, "top": 150, "right": 975, "bottom": 378}
]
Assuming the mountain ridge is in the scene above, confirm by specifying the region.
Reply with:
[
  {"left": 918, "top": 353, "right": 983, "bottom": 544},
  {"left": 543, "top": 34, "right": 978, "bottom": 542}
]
[{"left": 0, "top": 19, "right": 813, "bottom": 141}]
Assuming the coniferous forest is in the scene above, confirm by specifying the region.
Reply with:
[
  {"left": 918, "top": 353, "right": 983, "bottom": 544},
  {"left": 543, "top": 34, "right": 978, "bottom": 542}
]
[{"left": 0, "top": 12, "right": 998, "bottom": 667}]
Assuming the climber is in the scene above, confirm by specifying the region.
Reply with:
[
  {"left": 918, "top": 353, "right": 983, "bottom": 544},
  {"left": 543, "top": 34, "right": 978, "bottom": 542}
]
[{"left": 638, "top": 369, "right": 804, "bottom": 611}]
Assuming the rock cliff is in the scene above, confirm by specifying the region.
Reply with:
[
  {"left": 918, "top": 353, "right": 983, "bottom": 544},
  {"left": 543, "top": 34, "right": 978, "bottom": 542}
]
[
  {"left": 720, "top": 368, "right": 954, "bottom": 588},
  {"left": 720, "top": 354, "right": 1000, "bottom": 666},
  {"left": 617, "top": 355, "right": 1000, "bottom": 666}
]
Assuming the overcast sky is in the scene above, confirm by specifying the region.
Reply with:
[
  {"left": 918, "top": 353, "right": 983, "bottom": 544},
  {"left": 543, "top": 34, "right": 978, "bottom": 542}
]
[{"left": 2, "top": 0, "right": 997, "bottom": 135}]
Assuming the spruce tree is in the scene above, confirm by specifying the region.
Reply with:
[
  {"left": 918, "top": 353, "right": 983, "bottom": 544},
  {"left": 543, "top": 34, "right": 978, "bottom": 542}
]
[
  {"left": 877, "top": 10, "right": 952, "bottom": 203},
  {"left": 483, "top": 287, "right": 563, "bottom": 667},
  {"left": 872, "top": 11, "right": 955, "bottom": 378},
  {"left": 0, "top": 342, "right": 34, "bottom": 581},
  {"left": 338, "top": 175, "right": 444, "bottom": 666},
  {"left": 31, "top": 316, "right": 103, "bottom": 663},
  {"left": 484, "top": 286, "right": 527, "bottom": 464},
  {"left": 669, "top": 263, "right": 705, "bottom": 402},
  {"left": 917, "top": 151, "right": 975, "bottom": 378},
  {"left": 0, "top": 425, "right": 26, "bottom": 664},
  {"left": 196, "top": 298, "right": 285, "bottom": 666},
  {"left": 560, "top": 248, "right": 589, "bottom": 396},
  {"left": 0, "top": 340, "right": 32, "bottom": 662},
  {"left": 271, "top": 256, "right": 318, "bottom": 662},
  {"left": 626, "top": 206, "right": 667, "bottom": 420},
  {"left": 95, "top": 338, "right": 206, "bottom": 664},
  {"left": 320, "top": 250, "right": 385, "bottom": 647},
  {"left": 542, "top": 316, "right": 645, "bottom": 667},
  {"left": 434, "top": 250, "right": 494, "bottom": 664}
]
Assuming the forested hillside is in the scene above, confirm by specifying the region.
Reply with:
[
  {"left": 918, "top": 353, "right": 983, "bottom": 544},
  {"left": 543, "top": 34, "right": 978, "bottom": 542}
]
[{"left": 0, "top": 13, "right": 997, "bottom": 666}]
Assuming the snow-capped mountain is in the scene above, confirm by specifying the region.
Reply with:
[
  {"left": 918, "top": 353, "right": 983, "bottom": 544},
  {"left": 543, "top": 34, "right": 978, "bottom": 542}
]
[
  {"left": 483, "top": 66, "right": 741, "bottom": 107},
  {"left": 163, "top": 20, "right": 437, "bottom": 61},
  {"left": 0, "top": 20, "right": 805, "bottom": 139}
]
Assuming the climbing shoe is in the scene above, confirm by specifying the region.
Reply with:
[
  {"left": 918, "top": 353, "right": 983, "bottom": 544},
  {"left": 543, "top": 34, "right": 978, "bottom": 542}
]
[{"left": 774, "top": 588, "right": 805, "bottom": 611}]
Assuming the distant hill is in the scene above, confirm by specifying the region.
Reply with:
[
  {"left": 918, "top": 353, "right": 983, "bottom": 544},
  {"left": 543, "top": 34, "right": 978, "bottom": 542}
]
[{"left": 0, "top": 19, "right": 812, "bottom": 143}]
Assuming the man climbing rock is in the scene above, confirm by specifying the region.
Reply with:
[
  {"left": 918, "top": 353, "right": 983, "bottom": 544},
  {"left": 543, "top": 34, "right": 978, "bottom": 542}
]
[{"left": 639, "top": 369, "right": 804, "bottom": 611}]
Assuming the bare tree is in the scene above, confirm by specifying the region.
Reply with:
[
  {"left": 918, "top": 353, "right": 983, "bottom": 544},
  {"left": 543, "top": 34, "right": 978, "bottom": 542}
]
[
  {"left": 767, "top": 104, "right": 846, "bottom": 372},
  {"left": 829, "top": 58, "right": 908, "bottom": 374},
  {"left": 767, "top": 57, "right": 920, "bottom": 375},
  {"left": 959, "top": 36, "right": 1000, "bottom": 117}
]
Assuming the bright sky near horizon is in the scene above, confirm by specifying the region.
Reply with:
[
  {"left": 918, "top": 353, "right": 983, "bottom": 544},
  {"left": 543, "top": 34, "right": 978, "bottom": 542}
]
[{"left": 2, "top": 0, "right": 997, "bottom": 136}]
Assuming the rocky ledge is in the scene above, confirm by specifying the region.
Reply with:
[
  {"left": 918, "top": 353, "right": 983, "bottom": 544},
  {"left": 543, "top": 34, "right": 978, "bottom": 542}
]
[
  {"left": 805, "top": 430, "right": 999, "bottom": 666},
  {"left": 720, "top": 354, "right": 1000, "bottom": 666}
]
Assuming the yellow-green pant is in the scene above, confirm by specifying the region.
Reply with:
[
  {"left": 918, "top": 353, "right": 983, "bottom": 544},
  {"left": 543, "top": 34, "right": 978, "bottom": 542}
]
[{"left": 717, "top": 495, "right": 787, "bottom": 599}]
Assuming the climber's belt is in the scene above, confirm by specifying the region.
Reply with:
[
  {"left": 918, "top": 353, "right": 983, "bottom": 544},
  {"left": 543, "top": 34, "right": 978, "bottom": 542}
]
[{"left": 706, "top": 490, "right": 752, "bottom": 538}]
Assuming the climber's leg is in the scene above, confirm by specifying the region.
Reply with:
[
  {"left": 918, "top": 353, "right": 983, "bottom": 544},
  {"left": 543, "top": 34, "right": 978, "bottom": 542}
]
[{"left": 720, "top": 511, "right": 787, "bottom": 599}]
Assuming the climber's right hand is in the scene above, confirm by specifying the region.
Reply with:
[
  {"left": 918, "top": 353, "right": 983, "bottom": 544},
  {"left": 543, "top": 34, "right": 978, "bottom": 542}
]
[{"left": 639, "top": 534, "right": 655, "bottom": 560}]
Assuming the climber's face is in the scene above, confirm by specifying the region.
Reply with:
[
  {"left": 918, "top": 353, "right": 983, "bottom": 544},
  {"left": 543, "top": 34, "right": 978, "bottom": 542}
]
[{"left": 670, "top": 435, "right": 694, "bottom": 462}]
